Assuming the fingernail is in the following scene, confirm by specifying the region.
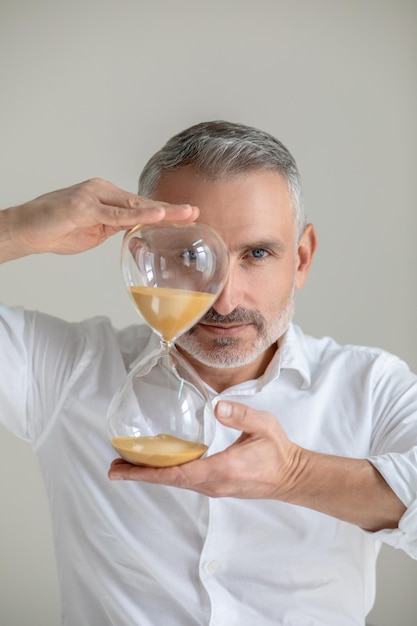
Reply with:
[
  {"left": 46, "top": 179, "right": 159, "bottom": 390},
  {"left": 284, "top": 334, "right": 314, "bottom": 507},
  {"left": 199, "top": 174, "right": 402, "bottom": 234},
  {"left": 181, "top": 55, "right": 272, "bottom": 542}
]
[
  {"left": 108, "top": 473, "right": 123, "bottom": 481},
  {"left": 216, "top": 401, "right": 232, "bottom": 418}
]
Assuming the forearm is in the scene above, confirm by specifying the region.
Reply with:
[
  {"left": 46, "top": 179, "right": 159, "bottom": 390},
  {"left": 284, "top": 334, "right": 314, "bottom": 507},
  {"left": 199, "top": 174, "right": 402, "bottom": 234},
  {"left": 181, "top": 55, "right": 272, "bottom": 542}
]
[{"left": 285, "top": 448, "right": 407, "bottom": 531}]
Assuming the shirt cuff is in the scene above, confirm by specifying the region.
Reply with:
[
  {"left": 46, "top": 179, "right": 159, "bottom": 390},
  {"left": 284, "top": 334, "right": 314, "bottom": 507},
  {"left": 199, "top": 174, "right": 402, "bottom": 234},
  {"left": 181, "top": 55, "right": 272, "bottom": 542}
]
[{"left": 366, "top": 450, "right": 417, "bottom": 558}]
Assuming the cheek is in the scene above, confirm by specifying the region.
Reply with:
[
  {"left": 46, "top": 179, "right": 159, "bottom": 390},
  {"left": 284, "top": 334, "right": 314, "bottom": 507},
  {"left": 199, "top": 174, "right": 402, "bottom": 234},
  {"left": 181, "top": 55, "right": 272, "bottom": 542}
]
[
  {"left": 254, "top": 259, "right": 296, "bottom": 292},
  {"left": 246, "top": 269, "right": 295, "bottom": 313}
]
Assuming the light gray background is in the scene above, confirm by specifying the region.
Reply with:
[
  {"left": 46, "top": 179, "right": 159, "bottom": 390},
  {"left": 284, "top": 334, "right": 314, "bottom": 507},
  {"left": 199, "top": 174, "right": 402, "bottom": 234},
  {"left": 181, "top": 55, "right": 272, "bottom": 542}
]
[{"left": 0, "top": 1, "right": 416, "bottom": 624}]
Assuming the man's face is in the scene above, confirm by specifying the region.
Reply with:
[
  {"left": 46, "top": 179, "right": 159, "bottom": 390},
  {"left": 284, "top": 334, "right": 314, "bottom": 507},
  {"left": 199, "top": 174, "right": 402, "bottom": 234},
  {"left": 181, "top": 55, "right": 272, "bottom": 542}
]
[{"left": 153, "top": 166, "right": 313, "bottom": 379}]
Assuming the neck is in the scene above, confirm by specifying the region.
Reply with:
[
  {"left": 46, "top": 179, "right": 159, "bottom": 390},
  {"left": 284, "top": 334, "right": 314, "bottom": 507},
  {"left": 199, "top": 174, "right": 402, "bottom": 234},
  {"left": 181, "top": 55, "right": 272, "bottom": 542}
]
[{"left": 176, "top": 343, "right": 278, "bottom": 393}]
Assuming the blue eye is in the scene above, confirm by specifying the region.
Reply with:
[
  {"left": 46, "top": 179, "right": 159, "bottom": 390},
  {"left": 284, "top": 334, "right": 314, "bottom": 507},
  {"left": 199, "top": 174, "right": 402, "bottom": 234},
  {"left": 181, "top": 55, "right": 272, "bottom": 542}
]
[{"left": 251, "top": 248, "right": 267, "bottom": 258}]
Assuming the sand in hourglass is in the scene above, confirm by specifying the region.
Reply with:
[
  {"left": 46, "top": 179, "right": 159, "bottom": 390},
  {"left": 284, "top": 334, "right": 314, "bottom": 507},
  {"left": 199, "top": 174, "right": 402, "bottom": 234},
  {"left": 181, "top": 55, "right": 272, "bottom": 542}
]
[
  {"left": 114, "top": 286, "right": 214, "bottom": 466},
  {"left": 111, "top": 434, "right": 208, "bottom": 467},
  {"left": 129, "top": 285, "right": 216, "bottom": 342}
]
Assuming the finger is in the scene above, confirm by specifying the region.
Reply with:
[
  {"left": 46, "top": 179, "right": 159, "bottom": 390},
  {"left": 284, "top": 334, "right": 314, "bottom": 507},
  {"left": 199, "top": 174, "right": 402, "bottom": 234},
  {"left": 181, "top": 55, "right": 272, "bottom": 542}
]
[
  {"left": 85, "top": 179, "right": 159, "bottom": 212},
  {"left": 159, "top": 203, "right": 200, "bottom": 222},
  {"left": 109, "top": 458, "right": 127, "bottom": 468},
  {"left": 215, "top": 400, "right": 274, "bottom": 436},
  {"left": 108, "top": 455, "right": 215, "bottom": 486},
  {"left": 74, "top": 179, "right": 199, "bottom": 226},
  {"left": 99, "top": 187, "right": 198, "bottom": 218},
  {"left": 94, "top": 180, "right": 199, "bottom": 220},
  {"left": 108, "top": 459, "right": 187, "bottom": 483},
  {"left": 96, "top": 201, "right": 198, "bottom": 227}
]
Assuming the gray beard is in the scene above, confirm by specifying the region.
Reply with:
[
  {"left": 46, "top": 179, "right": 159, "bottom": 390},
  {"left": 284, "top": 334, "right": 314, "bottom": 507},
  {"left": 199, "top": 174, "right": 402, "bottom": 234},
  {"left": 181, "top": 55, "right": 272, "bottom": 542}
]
[{"left": 176, "top": 294, "right": 295, "bottom": 369}]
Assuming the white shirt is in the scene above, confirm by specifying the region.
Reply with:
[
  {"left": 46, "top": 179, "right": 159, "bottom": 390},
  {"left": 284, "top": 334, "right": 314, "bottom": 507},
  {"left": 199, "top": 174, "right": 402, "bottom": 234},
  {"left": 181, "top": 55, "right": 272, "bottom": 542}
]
[{"left": 1, "top": 303, "right": 417, "bottom": 626}]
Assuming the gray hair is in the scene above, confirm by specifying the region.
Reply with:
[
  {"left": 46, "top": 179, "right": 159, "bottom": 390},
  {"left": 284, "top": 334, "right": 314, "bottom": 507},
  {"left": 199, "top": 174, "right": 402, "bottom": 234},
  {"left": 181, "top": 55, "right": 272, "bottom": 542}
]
[{"left": 138, "top": 120, "right": 306, "bottom": 239}]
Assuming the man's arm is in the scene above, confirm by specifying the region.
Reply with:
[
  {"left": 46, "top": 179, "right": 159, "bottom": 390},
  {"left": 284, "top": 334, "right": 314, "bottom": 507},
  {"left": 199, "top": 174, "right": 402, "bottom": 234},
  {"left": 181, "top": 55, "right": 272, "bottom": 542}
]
[
  {"left": 108, "top": 400, "right": 406, "bottom": 532},
  {"left": 0, "top": 178, "right": 198, "bottom": 262}
]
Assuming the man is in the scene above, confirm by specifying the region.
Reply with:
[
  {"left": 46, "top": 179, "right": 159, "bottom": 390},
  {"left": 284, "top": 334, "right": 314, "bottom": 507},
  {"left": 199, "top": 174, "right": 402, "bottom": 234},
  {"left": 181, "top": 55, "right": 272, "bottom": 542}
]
[{"left": 1, "top": 121, "right": 416, "bottom": 625}]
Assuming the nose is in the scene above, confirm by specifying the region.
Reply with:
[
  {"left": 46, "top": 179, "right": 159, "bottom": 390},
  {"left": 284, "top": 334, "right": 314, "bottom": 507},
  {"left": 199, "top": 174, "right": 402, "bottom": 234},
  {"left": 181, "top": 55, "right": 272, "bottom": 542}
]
[{"left": 212, "top": 262, "right": 241, "bottom": 315}]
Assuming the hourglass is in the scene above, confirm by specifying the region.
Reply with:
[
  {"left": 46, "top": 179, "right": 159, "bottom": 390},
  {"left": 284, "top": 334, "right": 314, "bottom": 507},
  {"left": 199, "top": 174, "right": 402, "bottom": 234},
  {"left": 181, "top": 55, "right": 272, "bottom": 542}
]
[{"left": 107, "top": 222, "right": 229, "bottom": 467}]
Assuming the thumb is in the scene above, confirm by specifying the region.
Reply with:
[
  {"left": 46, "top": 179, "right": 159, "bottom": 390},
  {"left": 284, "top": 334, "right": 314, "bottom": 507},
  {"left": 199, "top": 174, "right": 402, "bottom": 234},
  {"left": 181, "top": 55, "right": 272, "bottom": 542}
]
[{"left": 215, "top": 400, "right": 270, "bottom": 434}]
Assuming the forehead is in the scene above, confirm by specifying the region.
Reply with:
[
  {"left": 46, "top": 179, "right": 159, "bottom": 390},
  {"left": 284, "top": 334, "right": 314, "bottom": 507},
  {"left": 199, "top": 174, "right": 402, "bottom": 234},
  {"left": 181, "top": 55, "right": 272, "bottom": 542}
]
[{"left": 153, "top": 165, "right": 296, "bottom": 246}]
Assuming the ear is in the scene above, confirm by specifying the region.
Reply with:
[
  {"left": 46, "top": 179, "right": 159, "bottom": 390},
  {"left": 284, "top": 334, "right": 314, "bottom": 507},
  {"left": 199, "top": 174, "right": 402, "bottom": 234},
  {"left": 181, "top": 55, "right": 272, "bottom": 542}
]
[{"left": 295, "top": 224, "right": 317, "bottom": 289}]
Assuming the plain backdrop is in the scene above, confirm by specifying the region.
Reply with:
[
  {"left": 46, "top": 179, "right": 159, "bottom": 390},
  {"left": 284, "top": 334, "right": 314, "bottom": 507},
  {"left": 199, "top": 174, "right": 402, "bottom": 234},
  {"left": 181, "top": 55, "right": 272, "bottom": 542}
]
[{"left": 0, "top": 1, "right": 416, "bottom": 625}]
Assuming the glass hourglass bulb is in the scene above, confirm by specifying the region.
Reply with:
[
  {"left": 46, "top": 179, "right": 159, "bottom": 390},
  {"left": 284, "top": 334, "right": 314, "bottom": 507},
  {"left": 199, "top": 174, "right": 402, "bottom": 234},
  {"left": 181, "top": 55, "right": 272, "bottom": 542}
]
[{"left": 107, "top": 222, "right": 229, "bottom": 467}]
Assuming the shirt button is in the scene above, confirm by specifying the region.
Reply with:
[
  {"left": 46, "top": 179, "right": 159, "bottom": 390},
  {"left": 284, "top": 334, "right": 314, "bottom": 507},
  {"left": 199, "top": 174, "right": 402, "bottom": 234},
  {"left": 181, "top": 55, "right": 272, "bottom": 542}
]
[{"left": 206, "top": 560, "right": 219, "bottom": 573}]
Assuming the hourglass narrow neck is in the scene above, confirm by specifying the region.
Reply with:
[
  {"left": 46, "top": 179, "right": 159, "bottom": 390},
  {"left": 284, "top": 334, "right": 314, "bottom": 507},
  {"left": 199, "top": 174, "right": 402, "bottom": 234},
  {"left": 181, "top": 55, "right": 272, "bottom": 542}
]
[{"left": 160, "top": 339, "right": 174, "bottom": 354}]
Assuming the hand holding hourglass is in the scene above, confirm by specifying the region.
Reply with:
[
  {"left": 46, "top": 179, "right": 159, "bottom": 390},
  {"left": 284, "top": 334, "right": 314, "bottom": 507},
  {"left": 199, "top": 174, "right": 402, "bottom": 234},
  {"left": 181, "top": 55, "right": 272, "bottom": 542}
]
[{"left": 107, "top": 222, "right": 229, "bottom": 467}]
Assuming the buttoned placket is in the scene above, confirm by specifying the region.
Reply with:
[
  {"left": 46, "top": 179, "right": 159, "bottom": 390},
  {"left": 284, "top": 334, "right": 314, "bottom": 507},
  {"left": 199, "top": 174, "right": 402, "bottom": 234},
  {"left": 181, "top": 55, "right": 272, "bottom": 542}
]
[
  {"left": 195, "top": 333, "right": 308, "bottom": 625},
  {"left": 198, "top": 390, "right": 259, "bottom": 625}
]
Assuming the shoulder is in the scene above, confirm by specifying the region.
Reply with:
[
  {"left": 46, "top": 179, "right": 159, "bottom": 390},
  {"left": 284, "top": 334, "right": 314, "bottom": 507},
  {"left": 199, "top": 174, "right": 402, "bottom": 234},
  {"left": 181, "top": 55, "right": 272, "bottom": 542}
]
[{"left": 292, "top": 324, "right": 411, "bottom": 381}]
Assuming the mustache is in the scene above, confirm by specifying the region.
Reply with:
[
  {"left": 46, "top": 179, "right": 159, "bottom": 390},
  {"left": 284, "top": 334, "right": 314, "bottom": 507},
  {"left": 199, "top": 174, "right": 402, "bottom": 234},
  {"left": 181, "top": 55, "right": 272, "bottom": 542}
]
[{"left": 201, "top": 306, "right": 266, "bottom": 330}]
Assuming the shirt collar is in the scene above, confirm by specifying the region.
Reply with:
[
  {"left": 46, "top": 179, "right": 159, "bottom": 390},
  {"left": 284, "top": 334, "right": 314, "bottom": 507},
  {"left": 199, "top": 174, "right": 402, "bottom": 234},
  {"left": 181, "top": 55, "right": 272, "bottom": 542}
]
[
  {"left": 270, "top": 323, "right": 311, "bottom": 389},
  {"left": 128, "top": 323, "right": 311, "bottom": 392}
]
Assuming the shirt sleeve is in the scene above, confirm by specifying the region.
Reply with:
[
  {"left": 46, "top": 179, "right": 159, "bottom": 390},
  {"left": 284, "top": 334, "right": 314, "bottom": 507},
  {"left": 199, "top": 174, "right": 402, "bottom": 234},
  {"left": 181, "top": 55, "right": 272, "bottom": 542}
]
[
  {"left": 366, "top": 352, "right": 417, "bottom": 557},
  {"left": 0, "top": 304, "right": 28, "bottom": 439},
  {"left": 0, "top": 303, "right": 87, "bottom": 445},
  {"left": 368, "top": 451, "right": 417, "bottom": 557}
]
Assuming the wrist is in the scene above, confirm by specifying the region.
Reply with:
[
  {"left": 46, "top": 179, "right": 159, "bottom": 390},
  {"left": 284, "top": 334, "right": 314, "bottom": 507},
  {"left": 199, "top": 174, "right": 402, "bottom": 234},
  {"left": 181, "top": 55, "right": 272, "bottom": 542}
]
[
  {"left": 272, "top": 443, "right": 310, "bottom": 503},
  {"left": 0, "top": 207, "right": 32, "bottom": 263}
]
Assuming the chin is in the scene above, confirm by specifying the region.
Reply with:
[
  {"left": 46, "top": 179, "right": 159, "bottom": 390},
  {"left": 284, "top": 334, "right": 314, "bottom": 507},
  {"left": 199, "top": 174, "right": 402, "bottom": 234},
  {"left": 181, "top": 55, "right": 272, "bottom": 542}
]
[{"left": 177, "top": 335, "right": 269, "bottom": 369}]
